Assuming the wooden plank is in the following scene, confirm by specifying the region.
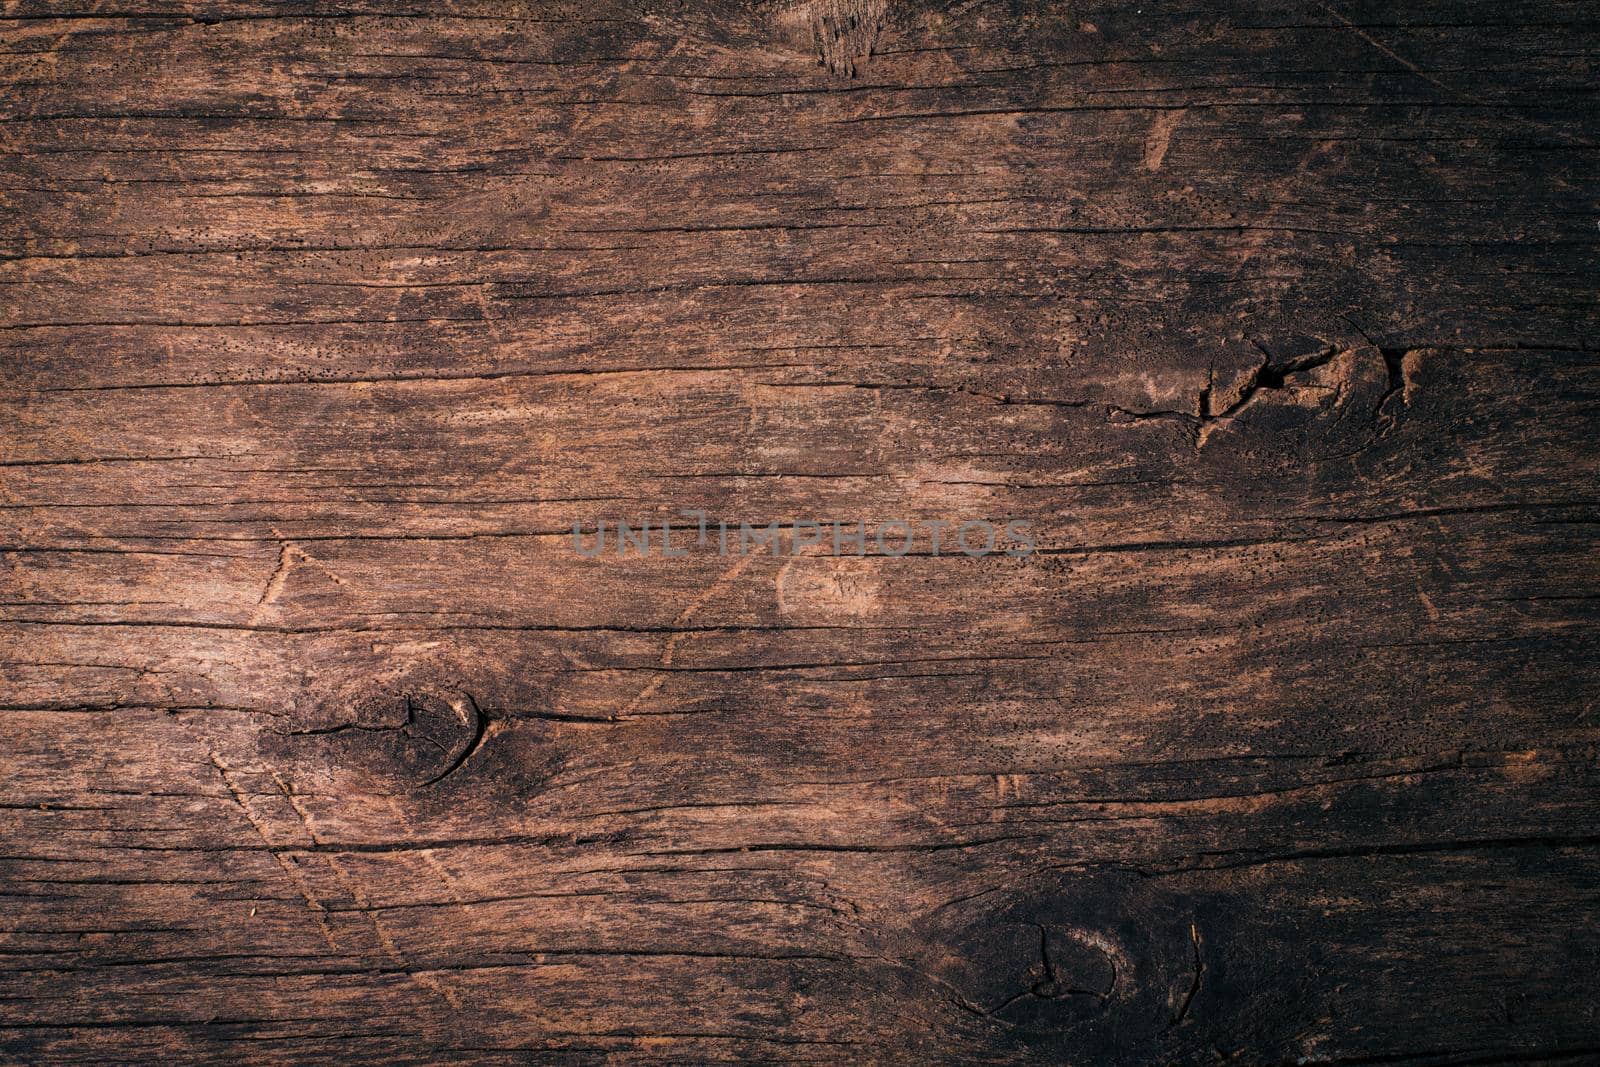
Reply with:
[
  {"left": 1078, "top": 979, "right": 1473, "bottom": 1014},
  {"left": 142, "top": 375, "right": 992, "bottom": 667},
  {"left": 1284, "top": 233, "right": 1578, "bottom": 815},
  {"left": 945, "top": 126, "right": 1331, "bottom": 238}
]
[{"left": 2, "top": 1, "right": 1597, "bottom": 1062}]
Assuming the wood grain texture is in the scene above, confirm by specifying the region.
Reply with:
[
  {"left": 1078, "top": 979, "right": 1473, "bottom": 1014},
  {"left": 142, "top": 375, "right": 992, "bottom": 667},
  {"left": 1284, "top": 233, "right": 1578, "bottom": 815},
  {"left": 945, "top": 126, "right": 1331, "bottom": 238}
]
[{"left": 1, "top": 1, "right": 1597, "bottom": 1063}]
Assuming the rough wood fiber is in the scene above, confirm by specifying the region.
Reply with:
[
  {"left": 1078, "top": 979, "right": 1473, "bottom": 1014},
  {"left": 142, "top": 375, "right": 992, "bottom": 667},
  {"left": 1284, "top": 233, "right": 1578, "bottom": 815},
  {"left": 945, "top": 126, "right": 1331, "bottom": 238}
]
[{"left": 1, "top": 1, "right": 1598, "bottom": 1063}]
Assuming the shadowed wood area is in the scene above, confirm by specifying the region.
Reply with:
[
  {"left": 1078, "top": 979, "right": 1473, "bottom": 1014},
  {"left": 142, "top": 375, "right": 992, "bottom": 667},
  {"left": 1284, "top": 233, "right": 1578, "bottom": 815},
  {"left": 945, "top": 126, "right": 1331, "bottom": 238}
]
[{"left": 2, "top": 0, "right": 1598, "bottom": 1062}]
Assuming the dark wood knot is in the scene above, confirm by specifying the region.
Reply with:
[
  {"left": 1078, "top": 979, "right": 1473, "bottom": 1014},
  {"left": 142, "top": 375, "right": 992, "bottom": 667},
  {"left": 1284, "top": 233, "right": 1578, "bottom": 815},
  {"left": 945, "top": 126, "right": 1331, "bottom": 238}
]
[
  {"left": 279, "top": 676, "right": 490, "bottom": 790},
  {"left": 909, "top": 872, "right": 1219, "bottom": 1061}
]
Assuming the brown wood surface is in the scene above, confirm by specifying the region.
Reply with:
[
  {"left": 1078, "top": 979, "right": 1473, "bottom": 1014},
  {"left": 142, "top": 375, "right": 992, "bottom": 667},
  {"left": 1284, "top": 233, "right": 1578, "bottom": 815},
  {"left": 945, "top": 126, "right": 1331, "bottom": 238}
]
[{"left": 2, "top": 1, "right": 1598, "bottom": 1063}]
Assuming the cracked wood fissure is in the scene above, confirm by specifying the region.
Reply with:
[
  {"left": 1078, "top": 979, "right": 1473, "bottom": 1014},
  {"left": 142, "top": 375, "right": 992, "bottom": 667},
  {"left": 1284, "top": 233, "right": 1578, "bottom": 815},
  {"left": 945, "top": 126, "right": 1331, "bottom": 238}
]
[{"left": 1, "top": 1, "right": 1598, "bottom": 1064}]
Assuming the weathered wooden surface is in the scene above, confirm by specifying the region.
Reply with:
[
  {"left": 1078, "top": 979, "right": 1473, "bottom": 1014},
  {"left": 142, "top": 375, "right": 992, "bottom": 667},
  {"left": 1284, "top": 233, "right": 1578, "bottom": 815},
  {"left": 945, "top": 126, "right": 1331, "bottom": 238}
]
[{"left": 2, "top": 1, "right": 1598, "bottom": 1063}]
